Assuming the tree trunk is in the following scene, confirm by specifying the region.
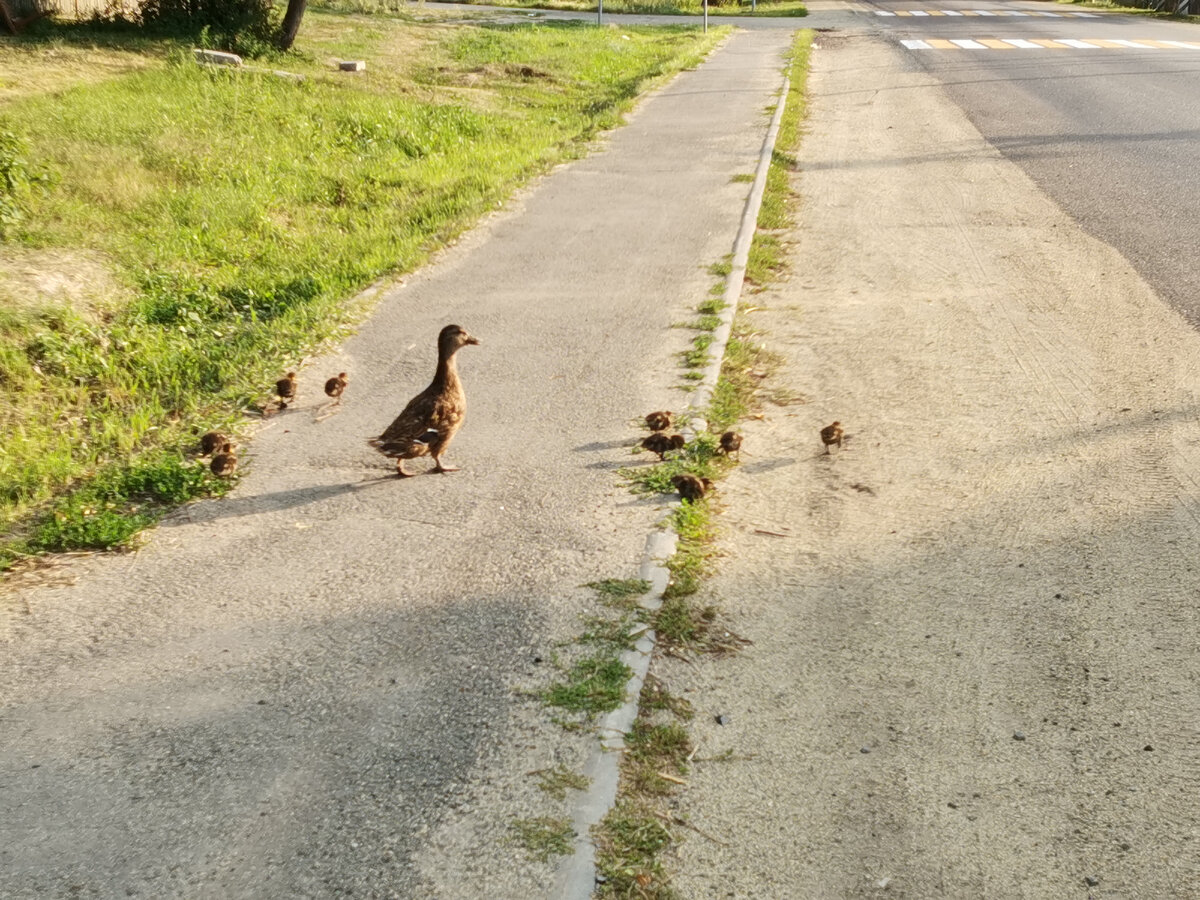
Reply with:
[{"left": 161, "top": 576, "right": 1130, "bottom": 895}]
[{"left": 276, "top": 0, "right": 307, "bottom": 51}]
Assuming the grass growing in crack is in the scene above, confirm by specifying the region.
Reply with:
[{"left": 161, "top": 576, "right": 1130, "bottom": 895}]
[
  {"left": 534, "top": 765, "right": 591, "bottom": 800},
  {"left": 622, "top": 431, "right": 729, "bottom": 496},
  {"left": 543, "top": 654, "right": 631, "bottom": 717},
  {"left": 594, "top": 799, "right": 676, "bottom": 899},
  {"left": 641, "top": 673, "right": 694, "bottom": 720},
  {"left": 510, "top": 816, "right": 575, "bottom": 863},
  {"left": 663, "top": 496, "right": 716, "bottom": 599},
  {"left": 586, "top": 577, "right": 651, "bottom": 610}
]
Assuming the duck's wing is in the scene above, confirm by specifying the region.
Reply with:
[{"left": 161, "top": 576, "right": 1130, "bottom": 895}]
[{"left": 374, "top": 388, "right": 439, "bottom": 445}]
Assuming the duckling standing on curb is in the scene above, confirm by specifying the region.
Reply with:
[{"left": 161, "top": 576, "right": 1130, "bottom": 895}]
[
  {"left": 642, "top": 432, "right": 686, "bottom": 461},
  {"left": 200, "top": 430, "right": 228, "bottom": 457},
  {"left": 671, "top": 473, "right": 713, "bottom": 502},
  {"left": 645, "top": 410, "right": 672, "bottom": 432},
  {"left": 369, "top": 324, "right": 480, "bottom": 478},
  {"left": 275, "top": 372, "right": 297, "bottom": 410},
  {"left": 820, "top": 421, "right": 844, "bottom": 454},
  {"left": 324, "top": 372, "right": 348, "bottom": 405},
  {"left": 718, "top": 430, "right": 743, "bottom": 459},
  {"left": 210, "top": 443, "right": 237, "bottom": 478}
]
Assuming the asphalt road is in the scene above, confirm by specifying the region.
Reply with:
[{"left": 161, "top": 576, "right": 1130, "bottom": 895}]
[{"left": 859, "top": 0, "right": 1200, "bottom": 323}]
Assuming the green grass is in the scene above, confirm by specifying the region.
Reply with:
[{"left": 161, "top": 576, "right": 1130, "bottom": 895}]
[
  {"left": 534, "top": 765, "right": 591, "bottom": 800},
  {"left": 594, "top": 799, "right": 676, "bottom": 899},
  {"left": 0, "top": 16, "right": 723, "bottom": 568},
  {"left": 510, "top": 816, "right": 576, "bottom": 862},
  {"left": 543, "top": 654, "right": 632, "bottom": 716},
  {"left": 586, "top": 577, "right": 652, "bottom": 608}
]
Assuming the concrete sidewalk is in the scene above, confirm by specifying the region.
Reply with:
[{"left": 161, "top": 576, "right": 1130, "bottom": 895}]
[
  {"left": 0, "top": 28, "right": 795, "bottom": 900},
  {"left": 665, "top": 28, "right": 1200, "bottom": 900}
]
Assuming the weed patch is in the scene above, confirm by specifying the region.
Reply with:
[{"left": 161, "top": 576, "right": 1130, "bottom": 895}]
[
  {"left": 510, "top": 816, "right": 575, "bottom": 862},
  {"left": 534, "top": 765, "right": 591, "bottom": 800}
]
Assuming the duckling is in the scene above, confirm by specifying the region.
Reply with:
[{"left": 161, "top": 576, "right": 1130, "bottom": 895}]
[
  {"left": 210, "top": 442, "right": 237, "bottom": 478},
  {"left": 671, "top": 473, "right": 713, "bottom": 502},
  {"left": 324, "top": 372, "right": 348, "bottom": 404},
  {"left": 369, "top": 324, "right": 479, "bottom": 477},
  {"left": 275, "top": 372, "right": 297, "bottom": 410},
  {"left": 200, "top": 430, "right": 228, "bottom": 457},
  {"left": 718, "top": 430, "right": 743, "bottom": 459},
  {"left": 642, "top": 432, "right": 685, "bottom": 461},
  {"left": 820, "top": 421, "right": 844, "bottom": 454},
  {"left": 645, "top": 410, "right": 672, "bottom": 432}
]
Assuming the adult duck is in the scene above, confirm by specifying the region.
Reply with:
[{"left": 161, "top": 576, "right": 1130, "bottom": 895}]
[{"left": 369, "top": 324, "right": 480, "bottom": 477}]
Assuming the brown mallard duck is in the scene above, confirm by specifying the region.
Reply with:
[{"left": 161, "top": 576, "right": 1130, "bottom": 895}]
[
  {"left": 645, "top": 410, "right": 672, "bottom": 432},
  {"left": 369, "top": 324, "right": 480, "bottom": 477},
  {"left": 275, "top": 372, "right": 297, "bottom": 410},
  {"left": 718, "top": 430, "right": 743, "bottom": 458},
  {"left": 642, "top": 432, "right": 685, "bottom": 461},
  {"left": 820, "top": 421, "right": 844, "bottom": 454},
  {"left": 200, "top": 430, "right": 228, "bottom": 457},
  {"left": 324, "top": 372, "right": 348, "bottom": 404},
  {"left": 210, "top": 442, "right": 237, "bottom": 478},
  {"left": 671, "top": 473, "right": 713, "bottom": 502}
]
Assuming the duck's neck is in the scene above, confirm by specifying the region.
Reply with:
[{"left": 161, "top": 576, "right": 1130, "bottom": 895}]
[{"left": 431, "top": 348, "right": 460, "bottom": 391}]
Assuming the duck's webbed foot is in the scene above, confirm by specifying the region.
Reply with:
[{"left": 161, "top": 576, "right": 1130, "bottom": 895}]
[
  {"left": 432, "top": 457, "right": 459, "bottom": 474},
  {"left": 396, "top": 460, "right": 414, "bottom": 478}
]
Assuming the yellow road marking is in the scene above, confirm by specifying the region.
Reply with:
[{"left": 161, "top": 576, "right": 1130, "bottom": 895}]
[
  {"left": 978, "top": 39, "right": 1016, "bottom": 49},
  {"left": 1029, "top": 39, "right": 1068, "bottom": 49},
  {"left": 1085, "top": 39, "right": 1125, "bottom": 48},
  {"left": 926, "top": 39, "right": 958, "bottom": 49}
]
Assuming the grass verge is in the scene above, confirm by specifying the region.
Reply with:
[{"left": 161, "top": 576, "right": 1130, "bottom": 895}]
[{"left": 0, "top": 15, "right": 723, "bottom": 571}]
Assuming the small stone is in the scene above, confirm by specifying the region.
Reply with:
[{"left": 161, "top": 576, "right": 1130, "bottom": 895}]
[
  {"left": 1013, "top": 732, "right": 1026, "bottom": 741},
  {"left": 257, "top": 699, "right": 267, "bottom": 705},
  {"left": 947, "top": 801, "right": 958, "bottom": 809},
  {"left": 860, "top": 746, "right": 871, "bottom": 754},
  {"left": 339, "top": 60, "right": 366, "bottom": 72},
  {"left": 715, "top": 714, "right": 730, "bottom": 726},
  {"left": 1120, "top": 842, "right": 1131, "bottom": 852},
  {"left": 1084, "top": 875, "right": 1100, "bottom": 887},
  {"left": 1144, "top": 745, "right": 1154, "bottom": 752}
]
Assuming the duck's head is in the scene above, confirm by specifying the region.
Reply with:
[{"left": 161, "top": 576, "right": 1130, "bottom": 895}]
[{"left": 439, "top": 324, "right": 480, "bottom": 353}]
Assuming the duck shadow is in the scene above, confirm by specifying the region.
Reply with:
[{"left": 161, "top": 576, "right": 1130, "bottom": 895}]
[
  {"left": 574, "top": 439, "right": 635, "bottom": 452},
  {"left": 163, "top": 477, "right": 395, "bottom": 526},
  {"left": 737, "top": 456, "right": 800, "bottom": 475}
]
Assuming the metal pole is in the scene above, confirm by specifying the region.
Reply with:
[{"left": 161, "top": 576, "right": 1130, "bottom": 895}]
[
  {"left": 703, "top": 0, "right": 707, "bottom": 31},
  {"left": 597, "top": 0, "right": 602, "bottom": 25},
  {"left": 752, "top": 0, "right": 757, "bottom": 12}
]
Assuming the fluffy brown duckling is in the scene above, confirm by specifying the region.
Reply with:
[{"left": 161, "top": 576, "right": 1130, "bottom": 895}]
[
  {"left": 645, "top": 410, "right": 672, "bottom": 432},
  {"left": 275, "top": 372, "right": 297, "bottom": 410},
  {"left": 369, "top": 324, "right": 479, "bottom": 477},
  {"left": 671, "top": 473, "right": 713, "bottom": 502},
  {"left": 210, "top": 442, "right": 237, "bottom": 478},
  {"left": 200, "top": 430, "right": 228, "bottom": 457},
  {"left": 718, "top": 430, "right": 743, "bottom": 458},
  {"left": 642, "top": 432, "right": 686, "bottom": 461},
  {"left": 324, "top": 372, "right": 348, "bottom": 404},
  {"left": 820, "top": 421, "right": 844, "bottom": 454}
]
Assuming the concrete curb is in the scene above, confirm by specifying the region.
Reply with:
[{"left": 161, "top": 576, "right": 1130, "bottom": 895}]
[{"left": 553, "top": 67, "right": 793, "bottom": 899}]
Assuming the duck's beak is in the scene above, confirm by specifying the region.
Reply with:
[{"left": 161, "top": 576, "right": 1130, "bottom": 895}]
[{"left": 465, "top": 334, "right": 480, "bottom": 346}]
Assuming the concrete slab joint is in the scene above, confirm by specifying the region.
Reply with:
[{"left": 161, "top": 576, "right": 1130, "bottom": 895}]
[{"left": 553, "top": 62, "right": 793, "bottom": 900}]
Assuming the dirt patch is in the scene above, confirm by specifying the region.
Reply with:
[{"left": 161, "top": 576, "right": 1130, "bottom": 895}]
[
  {"left": 0, "top": 44, "right": 153, "bottom": 104},
  {"left": 0, "top": 247, "right": 127, "bottom": 317}
]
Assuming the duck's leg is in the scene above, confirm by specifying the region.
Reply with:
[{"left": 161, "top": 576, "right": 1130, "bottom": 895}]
[
  {"left": 432, "top": 457, "right": 459, "bottom": 474},
  {"left": 396, "top": 459, "right": 414, "bottom": 478}
]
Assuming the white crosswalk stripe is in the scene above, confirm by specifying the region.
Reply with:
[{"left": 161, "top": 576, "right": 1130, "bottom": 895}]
[{"left": 898, "top": 36, "right": 1200, "bottom": 50}]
